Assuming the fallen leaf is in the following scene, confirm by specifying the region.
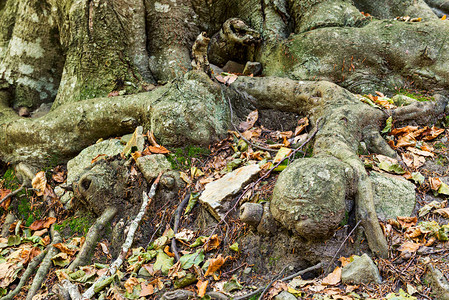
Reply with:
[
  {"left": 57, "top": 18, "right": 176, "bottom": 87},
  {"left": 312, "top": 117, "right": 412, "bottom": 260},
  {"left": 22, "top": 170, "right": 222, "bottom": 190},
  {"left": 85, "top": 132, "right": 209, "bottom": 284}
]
[
  {"left": 197, "top": 280, "right": 208, "bottom": 297},
  {"left": 204, "top": 234, "right": 221, "bottom": 252},
  {"left": 322, "top": 266, "right": 341, "bottom": 286},
  {"left": 147, "top": 145, "right": 170, "bottom": 154},
  {"left": 397, "top": 216, "right": 418, "bottom": 229},
  {"left": 29, "top": 217, "right": 56, "bottom": 231},
  {"left": 429, "top": 177, "right": 442, "bottom": 191},
  {"left": 205, "top": 255, "right": 226, "bottom": 277},
  {"left": 140, "top": 282, "right": 154, "bottom": 297},
  {"left": 435, "top": 208, "right": 449, "bottom": 218},
  {"left": 238, "top": 110, "right": 258, "bottom": 131},
  {"left": 124, "top": 277, "right": 139, "bottom": 294},
  {"left": 32, "top": 171, "right": 47, "bottom": 196},
  {"left": 421, "top": 126, "right": 444, "bottom": 141},
  {"left": 398, "top": 241, "right": 420, "bottom": 253},
  {"left": 53, "top": 243, "right": 77, "bottom": 256}
]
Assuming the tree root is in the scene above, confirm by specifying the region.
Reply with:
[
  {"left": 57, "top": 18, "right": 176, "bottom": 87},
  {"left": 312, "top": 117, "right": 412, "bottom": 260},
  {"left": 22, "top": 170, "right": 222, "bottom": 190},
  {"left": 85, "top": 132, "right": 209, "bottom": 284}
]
[
  {"left": 68, "top": 206, "right": 118, "bottom": 272},
  {"left": 26, "top": 211, "right": 62, "bottom": 300},
  {"left": 81, "top": 175, "right": 160, "bottom": 299},
  {"left": 171, "top": 192, "right": 191, "bottom": 262}
]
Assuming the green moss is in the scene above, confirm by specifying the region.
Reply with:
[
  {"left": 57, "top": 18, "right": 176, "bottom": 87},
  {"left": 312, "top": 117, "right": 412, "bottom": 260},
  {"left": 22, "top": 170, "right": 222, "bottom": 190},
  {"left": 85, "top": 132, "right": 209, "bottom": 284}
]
[
  {"left": 54, "top": 214, "right": 94, "bottom": 236},
  {"left": 395, "top": 89, "right": 434, "bottom": 102},
  {"left": 166, "top": 146, "right": 210, "bottom": 170},
  {"left": 18, "top": 197, "right": 42, "bottom": 227},
  {"left": 1, "top": 168, "right": 20, "bottom": 190}
]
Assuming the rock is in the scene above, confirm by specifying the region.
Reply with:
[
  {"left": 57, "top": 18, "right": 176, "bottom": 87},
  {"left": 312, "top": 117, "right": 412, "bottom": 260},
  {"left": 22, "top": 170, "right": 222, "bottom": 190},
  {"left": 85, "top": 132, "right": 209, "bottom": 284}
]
[
  {"left": 31, "top": 103, "right": 52, "bottom": 118},
  {"left": 200, "top": 164, "right": 261, "bottom": 220},
  {"left": 243, "top": 61, "right": 262, "bottom": 76},
  {"left": 161, "top": 290, "right": 195, "bottom": 300},
  {"left": 341, "top": 253, "right": 382, "bottom": 284},
  {"left": 173, "top": 273, "right": 197, "bottom": 289},
  {"left": 210, "top": 64, "right": 224, "bottom": 76},
  {"left": 271, "top": 157, "right": 354, "bottom": 240},
  {"left": 257, "top": 204, "right": 278, "bottom": 235},
  {"left": 370, "top": 171, "right": 416, "bottom": 221},
  {"left": 239, "top": 202, "right": 263, "bottom": 227},
  {"left": 136, "top": 154, "right": 172, "bottom": 183},
  {"left": 425, "top": 264, "right": 449, "bottom": 300},
  {"left": 274, "top": 291, "right": 297, "bottom": 300},
  {"left": 222, "top": 60, "right": 245, "bottom": 73},
  {"left": 391, "top": 94, "right": 417, "bottom": 106},
  {"left": 66, "top": 139, "right": 125, "bottom": 185}
]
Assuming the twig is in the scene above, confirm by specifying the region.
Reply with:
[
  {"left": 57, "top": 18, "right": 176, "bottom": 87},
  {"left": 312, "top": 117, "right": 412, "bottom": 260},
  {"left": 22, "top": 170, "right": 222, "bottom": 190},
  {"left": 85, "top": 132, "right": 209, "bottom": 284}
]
[
  {"left": 171, "top": 192, "right": 191, "bottom": 261},
  {"left": 257, "top": 266, "right": 288, "bottom": 300},
  {"left": 82, "top": 173, "right": 160, "bottom": 299},
  {"left": 0, "top": 183, "right": 25, "bottom": 206},
  {"left": 325, "top": 220, "right": 362, "bottom": 274}
]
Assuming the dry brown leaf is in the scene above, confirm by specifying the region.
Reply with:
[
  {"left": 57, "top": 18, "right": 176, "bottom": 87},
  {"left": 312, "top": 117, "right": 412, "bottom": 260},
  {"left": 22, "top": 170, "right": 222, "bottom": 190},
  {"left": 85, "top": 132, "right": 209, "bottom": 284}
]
[
  {"left": 422, "top": 126, "right": 444, "bottom": 141},
  {"left": 29, "top": 217, "right": 57, "bottom": 231},
  {"left": 32, "top": 171, "right": 47, "bottom": 196},
  {"left": 53, "top": 243, "right": 77, "bottom": 256},
  {"left": 196, "top": 280, "right": 208, "bottom": 297},
  {"left": 398, "top": 241, "right": 420, "bottom": 253},
  {"left": 140, "top": 282, "right": 154, "bottom": 297},
  {"left": 147, "top": 130, "right": 159, "bottom": 147},
  {"left": 205, "top": 255, "right": 226, "bottom": 277},
  {"left": 147, "top": 145, "right": 170, "bottom": 154},
  {"left": 32, "top": 229, "right": 48, "bottom": 237},
  {"left": 204, "top": 234, "right": 221, "bottom": 252},
  {"left": 131, "top": 151, "right": 142, "bottom": 161},
  {"left": 425, "top": 237, "right": 437, "bottom": 246},
  {"left": 390, "top": 126, "right": 419, "bottom": 136},
  {"left": 322, "top": 266, "right": 341, "bottom": 286},
  {"left": 406, "top": 147, "right": 434, "bottom": 157},
  {"left": 397, "top": 216, "right": 417, "bottom": 229},
  {"left": 338, "top": 257, "right": 352, "bottom": 267},
  {"left": 411, "top": 153, "right": 426, "bottom": 168},
  {"left": 345, "top": 285, "right": 359, "bottom": 293},
  {"left": 164, "top": 245, "right": 175, "bottom": 257},
  {"left": 429, "top": 177, "right": 442, "bottom": 191},
  {"left": 91, "top": 154, "right": 107, "bottom": 164},
  {"left": 239, "top": 110, "right": 258, "bottom": 131},
  {"left": 395, "top": 135, "right": 417, "bottom": 148},
  {"left": 407, "top": 228, "right": 423, "bottom": 238},
  {"left": 435, "top": 208, "right": 449, "bottom": 218},
  {"left": 295, "top": 117, "right": 309, "bottom": 136},
  {"left": 401, "top": 153, "right": 414, "bottom": 168},
  {"left": 124, "top": 277, "right": 139, "bottom": 294}
]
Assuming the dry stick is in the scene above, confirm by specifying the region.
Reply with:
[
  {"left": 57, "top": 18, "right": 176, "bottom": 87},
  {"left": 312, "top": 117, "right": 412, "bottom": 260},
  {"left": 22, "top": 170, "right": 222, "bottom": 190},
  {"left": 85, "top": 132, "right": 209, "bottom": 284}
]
[
  {"left": 0, "top": 183, "right": 27, "bottom": 206},
  {"left": 171, "top": 192, "right": 191, "bottom": 261},
  {"left": 26, "top": 210, "right": 62, "bottom": 300},
  {"left": 324, "top": 219, "right": 362, "bottom": 275},
  {"left": 1, "top": 248, "right": 49, "bottom": 300},
  {"left": 82, "top": 173, "right": 160, "bottom": 299},
  {"left": 257, "top": 266, "right": 288, "bottom": 300},
  {"left": 202, "top": 117, "right": 323, "bottom": 251},
  {"left": 233, "top": 262, "right": 323, "bottom": 300}
]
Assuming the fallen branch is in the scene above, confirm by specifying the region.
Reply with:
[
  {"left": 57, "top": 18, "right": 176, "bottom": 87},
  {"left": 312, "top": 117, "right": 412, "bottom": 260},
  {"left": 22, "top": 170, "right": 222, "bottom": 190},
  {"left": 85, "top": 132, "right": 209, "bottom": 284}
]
[
  {"left": 171, "top": 192, "right": 191, "bottom": 261},
  {"left": 82, "top": 173, "right": 160, "bottom": 299},
  {"left": 26, "top": 210, "right": 62, "bottom": 300}
]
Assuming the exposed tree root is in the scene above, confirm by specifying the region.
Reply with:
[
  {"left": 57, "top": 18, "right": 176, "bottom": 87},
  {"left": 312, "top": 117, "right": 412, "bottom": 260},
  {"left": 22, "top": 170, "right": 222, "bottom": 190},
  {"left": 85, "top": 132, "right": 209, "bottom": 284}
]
[
  {"left": 26, "top": 211, "right": 62, "bottom": 300},
  {"left": 171, "top": 192, "right": 191, "bottom": 262},
  {"left": 68, "top": 206, "right": 118, "bottom": 272},
  {"left": 81, "top": 175, "right": 160, "bottom": 299},
  {"left": 0, "top": 183, "right": 25, "bottom": 206}
]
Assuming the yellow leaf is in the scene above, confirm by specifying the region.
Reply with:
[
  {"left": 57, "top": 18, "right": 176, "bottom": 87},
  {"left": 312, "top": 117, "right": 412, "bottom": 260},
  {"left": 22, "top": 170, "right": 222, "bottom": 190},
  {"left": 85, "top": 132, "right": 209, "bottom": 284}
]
[
  {"left": 197, "top": 280, "right": 208, "bottom": 297},
  {"left": 32, "top": 171, "right": 47, "bottom": 196},
  {"left": 442, "top": 15, "right": 447, "bottom": 20},
  {"left": 205, "top": 255, "right": 226, "bottom": 277}
]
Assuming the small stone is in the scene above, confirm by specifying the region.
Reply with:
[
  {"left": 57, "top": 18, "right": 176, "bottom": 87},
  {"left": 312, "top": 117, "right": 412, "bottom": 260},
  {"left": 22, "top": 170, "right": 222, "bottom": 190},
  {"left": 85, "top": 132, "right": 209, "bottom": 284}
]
[
  {"left": 136, "top": 154, "right": 172, "bottom": 183},
  {"left": 18, "top": 106, "right": 30, "bottom": 117},
  {"left": 341, "top": 253, "right": 382, "bottom": 284},
  {"left": 239, "top": 202, "right": 263, "bottom": 227},
  {"left": 243, "top": 267, "right": 252, "bottom": 274},
  {"left": 222, "top": 60, "right": 245, "bottom": 73},
  {"left": 210, "top": 64, "right": 224, "bottom": 76},
  {"left": 200, "top": 164, "right": 260, "bottom": 220},
  {"left": 243, "top": 61, "right": 262, "bottom": 76},
  {"left": 391, "top": 94, "right": 417, "bottom": 106},
  {"left": 274, "top": 291, "right": 297, "bottom": 300},
  {"left": 173, "top": 273, "right": 197, "bottom": 289}
]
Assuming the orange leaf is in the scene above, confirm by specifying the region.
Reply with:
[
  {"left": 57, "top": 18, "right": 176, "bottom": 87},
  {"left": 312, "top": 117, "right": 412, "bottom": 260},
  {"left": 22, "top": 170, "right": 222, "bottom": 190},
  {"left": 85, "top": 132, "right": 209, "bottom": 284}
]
[
  {"left": 429, "top": 177, "right": 442, "bottom": 191},
  {"left": 147, "top": 145, "right": 170, "bottom": 154},
  {"left": 124, "top": 277, "right": 139, "bottom": 294},
  {"left": 204, "top": 234, "right": 221, "bottom": 252},
  {"left": 140, "top": 283, "right": 154, "bottom": 297},
  {"left": 397, "top": 216, "right": 417, "bottom": 229},
  {"left": 197, "top": 280, "right": 208, "bottom": 297},
  {"left": 422, "top": 126, "right": 444, "bottom": 141},
  {"left": 131, "top": 151, "right": 142, "bottom": 161},
  {"left": 205, "top": 255, "right": 226, "bottom": 277},
  {"left": 164, "top": 245, "right": 175, "bottom": 257},
  {"left": 53, "top": 243, "right": 77, "bottom": 256},
  {"left": 29, "top": 217, "right": 57, "bottom": 231},
  {"left": 322, "top": 266, "right": 341, "bottom": 285},
  {"left": 238, "top": 110, "right": 259, "bottom": 131},
  {"left": 442, "top": 14, "right": 447, "bottom": 20}
]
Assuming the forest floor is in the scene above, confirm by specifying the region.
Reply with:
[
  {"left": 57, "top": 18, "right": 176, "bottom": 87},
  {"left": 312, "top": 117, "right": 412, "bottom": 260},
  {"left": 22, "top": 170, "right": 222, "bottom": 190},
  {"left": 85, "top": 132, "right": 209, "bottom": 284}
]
[{"left": 1, "top": 90, "right": 449, "bottom": 300}]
